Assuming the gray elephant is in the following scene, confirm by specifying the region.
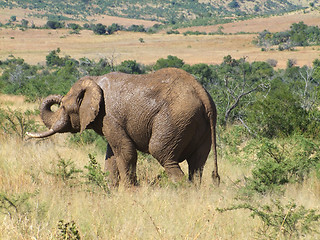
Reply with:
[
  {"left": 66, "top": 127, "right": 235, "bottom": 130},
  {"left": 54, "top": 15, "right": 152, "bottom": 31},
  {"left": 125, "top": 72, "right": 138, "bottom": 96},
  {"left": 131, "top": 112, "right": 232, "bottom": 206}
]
[{"left": 27, "top": 68, "right": 219, "bottom": 186}]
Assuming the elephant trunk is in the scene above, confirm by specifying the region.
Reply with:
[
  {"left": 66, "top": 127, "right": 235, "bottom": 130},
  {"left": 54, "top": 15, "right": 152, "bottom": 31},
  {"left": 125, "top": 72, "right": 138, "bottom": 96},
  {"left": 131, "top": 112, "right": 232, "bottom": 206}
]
[
  {"left": 26, "top": 95, "right": 69, "bottom": 139},
  {"left": 40, "top": 95, "right": 63, "bottom": 129},
  {"left": 26, "top": 129, "right": 55, "bottom": 138}
]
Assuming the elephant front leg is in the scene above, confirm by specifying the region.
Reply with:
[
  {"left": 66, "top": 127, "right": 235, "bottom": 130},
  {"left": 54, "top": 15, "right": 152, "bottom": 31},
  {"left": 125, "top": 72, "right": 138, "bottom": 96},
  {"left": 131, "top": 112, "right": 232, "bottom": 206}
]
[
  {"left": 104, "top": 122, "right": 138, "bottom": 187},
  {"left": 105, "top": 144, "right": 120, "bottom": 187},
  {"left": 113, "top": 137, "right": 138, "bottom": 186}
]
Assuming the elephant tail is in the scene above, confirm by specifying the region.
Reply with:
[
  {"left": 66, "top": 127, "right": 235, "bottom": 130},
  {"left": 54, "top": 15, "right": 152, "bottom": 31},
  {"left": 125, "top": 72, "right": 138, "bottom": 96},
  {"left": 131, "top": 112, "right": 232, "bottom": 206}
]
[
  {"left": 196, "top": 84, "right": 220, "bottom": 186},
  {"left": 207, "top": 101, "right": 220, "bottom": 186}
]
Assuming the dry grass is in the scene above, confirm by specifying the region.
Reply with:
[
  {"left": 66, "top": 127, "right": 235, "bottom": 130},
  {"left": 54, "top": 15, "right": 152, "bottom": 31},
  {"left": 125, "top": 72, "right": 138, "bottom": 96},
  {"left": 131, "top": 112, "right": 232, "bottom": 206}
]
[
  {"left": 0, "top": 134, "right": 261, "bottom": 240},
  {"left": 179, "top": 9, "right": 320, "bottom": 33},
  {"left": 0, "top": 7, "right": 159, "bottom": 27},
  {"left": 1, "top": 94, "right": 320, "bottom": 239},
  {"left": 1, "top": 9, "right": 320, "bottom": 68},
  {"left": 0, "top": 94, "right": 40, "bottom": 112},
  {"left": 1, "top": 27, "right": 320, "bottom": 69},
  {"left": 0, "top": 7, "right": 48, "bottom": 26}
]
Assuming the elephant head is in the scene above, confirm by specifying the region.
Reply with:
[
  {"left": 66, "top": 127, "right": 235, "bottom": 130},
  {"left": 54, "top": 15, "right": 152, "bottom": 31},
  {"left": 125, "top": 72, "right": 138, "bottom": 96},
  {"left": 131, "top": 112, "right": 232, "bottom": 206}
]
[{"left": 27, "top": 77, "right": 103, "bottom": 138}]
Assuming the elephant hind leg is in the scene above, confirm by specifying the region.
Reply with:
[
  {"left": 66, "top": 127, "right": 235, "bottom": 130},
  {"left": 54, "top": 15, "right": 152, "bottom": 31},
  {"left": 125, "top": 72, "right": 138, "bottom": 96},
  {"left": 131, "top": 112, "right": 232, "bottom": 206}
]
[
  {"left": 187, "top": 137, "right": 211, "bottom": 184},
  {"left": 149, "top": 137, "right": 185, "bottom": 182},
  {"left": 162, "top": 162, "right": 185, "bottom": 182}
]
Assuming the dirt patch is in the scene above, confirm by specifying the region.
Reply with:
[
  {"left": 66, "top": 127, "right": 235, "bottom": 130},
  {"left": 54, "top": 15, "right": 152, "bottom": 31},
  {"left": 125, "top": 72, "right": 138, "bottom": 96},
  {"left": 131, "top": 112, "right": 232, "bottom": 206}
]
[{"left": 86, "top": 15, "right": 160, "bottom": 28}]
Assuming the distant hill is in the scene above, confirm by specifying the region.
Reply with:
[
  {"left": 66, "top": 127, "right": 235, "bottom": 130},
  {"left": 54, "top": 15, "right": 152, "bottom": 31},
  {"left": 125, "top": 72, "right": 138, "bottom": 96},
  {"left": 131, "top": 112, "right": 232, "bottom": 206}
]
[{"left": 0, "top": 0, "right": 316, "bottom": 25}]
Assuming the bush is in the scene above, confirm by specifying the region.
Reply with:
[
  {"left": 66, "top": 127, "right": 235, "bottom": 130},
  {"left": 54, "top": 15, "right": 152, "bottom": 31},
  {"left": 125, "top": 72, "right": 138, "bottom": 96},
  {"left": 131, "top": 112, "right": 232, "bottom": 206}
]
[
  {"left": 167, "top": 30, "right": 180, "bottom": 34},
  {"left": 56, "top": 220, "right": 81, "bottom": 240},
  {"left": 68, "top": 129, "right": 107, "bottom": 154},
  {"left": 183, "top": 63, "right": 217, "bottom": 87},
  {"left": 228, "top": 0, "right": 240, "bottom": 8},
  {"left": 83, "top": 154, "right": 110, "bottom": 194},
  {"left": 127, "top": 24, "right": 146, "bottom": 32},
  {"left": 46, "top": 20, "right": 64, "bottom": 29},
  {"left": 153, "top": 55, "right": 184, "bottom": 70},
  {"left": 117, "top": 60, "right": 144, "bottom": 74},
  {"left": 106, "top": 23, "right": 123, "bottom": 34},
  {"left": 246, "top": 79, "right": 309, "bottom": 138},
  {"left": 0, "top": 108, "right": 39, "bottom": 140},
  {"left": 93, "top": 23, "right": 106, "bottom": 35},
  {"left": 0, "top": 191, "right": 38, "bottom": 218},
  {"left": 217, "top": 199, "right": 320, "bottom": 239},
  {"left": 47, "top": 157, "right": 82, "bottom": 185},
  {"left": 246, "top": 136, "right": 320, "bottom": 194}
]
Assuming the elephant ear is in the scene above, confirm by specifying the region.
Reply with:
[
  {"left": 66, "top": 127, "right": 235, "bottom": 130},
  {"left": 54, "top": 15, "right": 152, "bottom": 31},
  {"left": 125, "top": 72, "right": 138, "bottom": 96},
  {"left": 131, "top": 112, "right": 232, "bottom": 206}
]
[{"left": 79, "top": 78, "right": 103, "bottom": 133}]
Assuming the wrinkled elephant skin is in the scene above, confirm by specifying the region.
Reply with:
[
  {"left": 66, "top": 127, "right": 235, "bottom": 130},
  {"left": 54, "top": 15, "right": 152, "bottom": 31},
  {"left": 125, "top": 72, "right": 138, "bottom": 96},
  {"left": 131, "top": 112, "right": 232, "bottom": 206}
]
[{"left": 27, "top": 68, "right": 220, "bottom": 187}]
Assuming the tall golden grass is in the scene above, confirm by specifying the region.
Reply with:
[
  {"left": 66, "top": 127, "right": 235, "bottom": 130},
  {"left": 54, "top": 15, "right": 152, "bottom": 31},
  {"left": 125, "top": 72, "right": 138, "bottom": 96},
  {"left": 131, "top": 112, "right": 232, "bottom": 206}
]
[{"left": 0, "top": 95, "right": 319, "bottom": 239}]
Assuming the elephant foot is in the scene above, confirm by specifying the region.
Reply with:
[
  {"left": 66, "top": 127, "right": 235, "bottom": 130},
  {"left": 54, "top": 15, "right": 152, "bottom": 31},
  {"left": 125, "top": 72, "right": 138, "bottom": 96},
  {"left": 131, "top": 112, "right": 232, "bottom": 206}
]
[{"left": 212, "top": 171, "right": 220, "bottom": 186}]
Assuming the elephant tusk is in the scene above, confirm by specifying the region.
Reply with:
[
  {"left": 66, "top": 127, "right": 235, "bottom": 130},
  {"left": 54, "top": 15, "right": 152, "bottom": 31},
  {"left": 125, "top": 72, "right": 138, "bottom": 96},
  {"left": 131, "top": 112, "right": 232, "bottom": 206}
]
[{"left": 26, "top": 129, "right": 56, "bottom": 138}]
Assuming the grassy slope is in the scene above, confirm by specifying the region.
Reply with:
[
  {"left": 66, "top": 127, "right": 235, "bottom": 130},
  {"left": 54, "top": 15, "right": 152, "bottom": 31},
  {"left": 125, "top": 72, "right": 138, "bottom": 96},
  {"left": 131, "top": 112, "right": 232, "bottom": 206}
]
[
  {"left": 178, "top": 9, "right": 320, "bottom": 33},
  {"left": 0, "top": 0, "right": 307, "bottom": 22}
]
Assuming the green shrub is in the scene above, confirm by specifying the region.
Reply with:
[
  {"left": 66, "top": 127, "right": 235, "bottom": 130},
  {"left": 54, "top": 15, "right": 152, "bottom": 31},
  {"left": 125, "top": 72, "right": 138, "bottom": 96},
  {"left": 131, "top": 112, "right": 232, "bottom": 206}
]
[
  {"left": 47, "top": 157, "right": 82, "bottom": 185},
  {"left": 153, "top": 55, "right": 184, "bottom": 70},
  {"left": 56, "top": 220, "right": 81, "bottom": 240},
  {"left": 246, "top": 79, "right": 309, "bottom": 138},
  {"left": 92, "top": 23, "right": 106, "bottom": 35},
  {"left": 0, "top": 108, "right": 39, "bottom": 140},
  {"left": 117, "top": 60, "right": 144, "bottom": 74},
  {"left": 46, "top": 20, "right": 64, "bottom": 29},
  {"left": 83, "top": 154, "right": 110, "bottom": 194},
  {"left": 217, "top": 199, "right": 320, "bottom": 239},
  {"left": 246, "top": 136, "right": 320, "bottom": 194},
  {"left": 166, "top": 29, "right": 180, "bottom": 34},
  {"left": 0, "top": 191, "right": 37, "bottom": 217},
  {"left": 68, "top": 129, "right": 107, "bottom": 154}
]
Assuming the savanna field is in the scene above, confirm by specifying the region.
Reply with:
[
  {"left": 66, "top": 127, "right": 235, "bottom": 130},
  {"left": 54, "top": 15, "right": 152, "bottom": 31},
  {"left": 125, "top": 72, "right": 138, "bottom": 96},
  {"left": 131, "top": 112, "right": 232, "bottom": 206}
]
[
  {"left": 1, "top": 3, "right": 320, "bottom": 239},
  {"left": 1, "top": 94, "right": 320, "bottom": 239}
]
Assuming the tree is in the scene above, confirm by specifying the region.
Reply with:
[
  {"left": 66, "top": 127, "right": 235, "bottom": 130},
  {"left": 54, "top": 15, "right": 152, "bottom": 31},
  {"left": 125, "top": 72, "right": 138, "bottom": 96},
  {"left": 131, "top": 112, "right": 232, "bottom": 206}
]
[
  {"left": 68, "top": 23, "right": 81, "bottom": 31},
  {"left": 246, "top": 79, "right": 309, "bottom": 138},
  {"left": 107, "top": 23, "right": 122, "bottom": 34},
  {"left": 46, "top": 20, "right": 64, "bottom": 29},
  {"left": 93, "top": 23, "right": 106, "bottom": 35},
  {"left": 117, "top": 60, "right": 143, "bottom": 74},
  {"left": 153, "top": 55, "right": 184, "bottom": 70},
  {"left": 127, "top": 25, "right": 146, "bottom": 32},
  {"left": 10, "top": 16, "right": 16, "bottom": 22},
  {"left": 183, "top": 63, "right": 217, "bottom": 87},
  {"left": 21, "top": 19, "right": 29, "bottom": 28},
  {"left": 212, "top": 56, "right": 271, "bottom": 127}
]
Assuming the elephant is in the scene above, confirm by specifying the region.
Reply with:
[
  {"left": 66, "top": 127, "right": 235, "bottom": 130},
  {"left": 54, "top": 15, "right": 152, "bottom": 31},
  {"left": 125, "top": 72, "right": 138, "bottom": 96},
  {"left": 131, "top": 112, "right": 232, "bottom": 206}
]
[{"left": 27, "top": 68, "right": 220, "bottom": 186}]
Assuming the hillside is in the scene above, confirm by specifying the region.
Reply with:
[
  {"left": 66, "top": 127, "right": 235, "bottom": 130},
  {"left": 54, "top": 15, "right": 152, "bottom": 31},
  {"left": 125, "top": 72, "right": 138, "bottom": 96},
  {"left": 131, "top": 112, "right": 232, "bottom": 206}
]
[
  {"left": 178, "top": 9, "right": 320, "bottom": 33},
  {"left": 0, "top": 0, "right": 314, "bottom": 25}
]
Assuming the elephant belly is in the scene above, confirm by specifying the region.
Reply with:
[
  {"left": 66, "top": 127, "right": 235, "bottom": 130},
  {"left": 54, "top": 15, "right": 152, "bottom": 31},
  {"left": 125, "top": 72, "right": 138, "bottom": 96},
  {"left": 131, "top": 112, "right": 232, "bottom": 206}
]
[{"left": 126, "top": 118, "right": 153, "bottom": 153}]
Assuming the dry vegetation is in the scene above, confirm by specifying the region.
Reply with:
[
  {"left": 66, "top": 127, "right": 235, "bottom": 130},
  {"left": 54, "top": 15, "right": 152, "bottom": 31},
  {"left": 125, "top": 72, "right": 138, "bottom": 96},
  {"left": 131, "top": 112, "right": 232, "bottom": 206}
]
[
  {"left": 0, "top": 93, "right": 319, "bottom": 239},
  {"left": 179, "top": 9, "right": 320, "bottom": 33},
  {"left": 1, "top": 8, "right": 320, "bottom": 239},
  {"left": 1, "top": 9, "right": 320, "bottom": 68},
  {"left": 1, "top": 28, "right": 320, "bottom": 69},
  {"left": 0, "top": 7, "right": 159, "bottom": 28}
]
